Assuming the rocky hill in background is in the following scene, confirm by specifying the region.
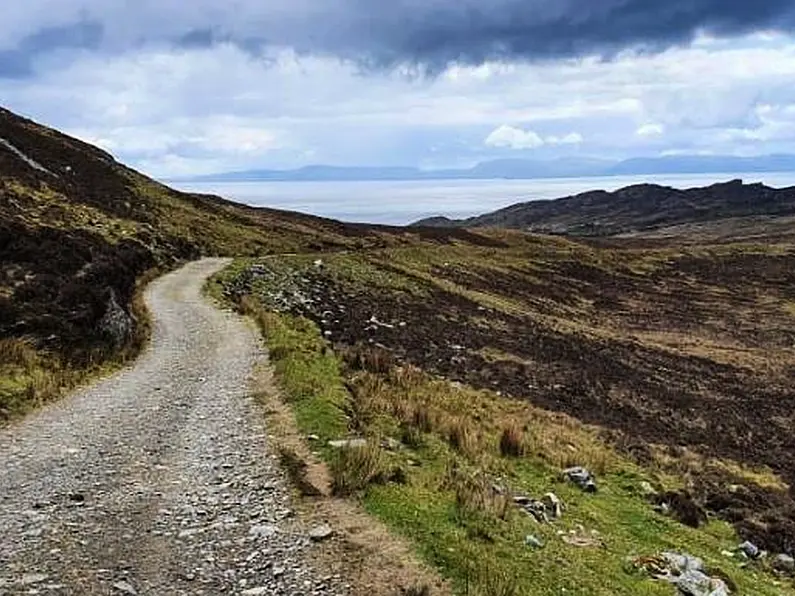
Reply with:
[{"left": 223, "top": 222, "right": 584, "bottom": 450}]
[{"left": 415, "top": 180, "right": 795, "bottom": 241}]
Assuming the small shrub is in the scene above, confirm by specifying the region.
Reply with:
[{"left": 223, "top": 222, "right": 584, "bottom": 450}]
[
  {"left": 330, "top": 443, "right": 385, "bottom": 496},
  {"left": 400, "top": 424, "right": 424, "bottom": 449},
  {"left": 412, "top": 404, "right": 435, "bottom": 433},
  {"left": 446, "top": 462, "right": 512, "bottom": 522},
  {"left": 447, "top": 418, "right": 479, "bottom": 458},
  {"left": 499, "top": 423, "right": 526, "bottom": 457},
  {"left": 0, "top": 338, "right": 39, "bottom": 368}
]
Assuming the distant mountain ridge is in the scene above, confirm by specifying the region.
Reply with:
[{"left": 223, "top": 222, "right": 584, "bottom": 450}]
[
  {"left": 412, "top": 179, "right": 795, "bottom": 237},
  {"left": 181, "top": 154, "right": 795, "bottom": 182}
]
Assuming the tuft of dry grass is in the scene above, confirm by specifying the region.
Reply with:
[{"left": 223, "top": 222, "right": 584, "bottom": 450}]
[
  {"left": 446, "top": 417, "right": 480, "bottom": 459},
  {"left": 0, "top": 337, "right": 39, "bottom": 368},
  {"left": 343, "top": 344, "right": 396, "bottom": 374},
  {"left": 330, "top": 443, "right": 386, "bottom": 496},
  {"left": 445, "top": 462, "right": 512, "bottom": 522},
  {"left": 498, "top": 423, "right": 525, "bottom": 458}
]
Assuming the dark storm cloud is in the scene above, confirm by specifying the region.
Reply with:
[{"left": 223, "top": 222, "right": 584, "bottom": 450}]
[
  {"left": 3, "top": 0, "right": 795, "bottom": 75},
  {"left": 0, "top": 21, "right": 102, "bottom": 78},
  {"left": 307, "top": 0, "right": 795, "bottom": 70}
]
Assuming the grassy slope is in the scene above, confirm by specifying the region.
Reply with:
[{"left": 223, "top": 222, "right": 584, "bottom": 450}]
[{"left": 212, "top": 236, "right": 795, "bottom": 595}]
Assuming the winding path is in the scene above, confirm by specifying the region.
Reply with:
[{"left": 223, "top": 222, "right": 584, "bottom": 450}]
[{"left": 0, "top": 259, "right": 344, "bottom": 595}]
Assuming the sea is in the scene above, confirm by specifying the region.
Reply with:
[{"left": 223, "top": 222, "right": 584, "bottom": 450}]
[{"left": 170, "top": 172, "right": 795, "bottom": 226}]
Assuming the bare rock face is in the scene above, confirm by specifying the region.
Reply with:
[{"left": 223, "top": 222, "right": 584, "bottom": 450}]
[{"left": 99, "top": 289, "right": 134, "bottom": 348}]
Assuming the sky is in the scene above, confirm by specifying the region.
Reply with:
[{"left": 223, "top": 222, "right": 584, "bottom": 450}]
[{"left": 4, "top": 1, "right": 795, "bottom": 178}]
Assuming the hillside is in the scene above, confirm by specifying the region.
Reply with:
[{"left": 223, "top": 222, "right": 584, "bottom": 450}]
[
  {"left": 216, "top": 230, "right": 795, "bottom": 595},
  {"left": 415, "top": 179, "right": 795, "bottom": 241},
  {"left": 0, "top": 107, "right": 491, "bottom": 418}
]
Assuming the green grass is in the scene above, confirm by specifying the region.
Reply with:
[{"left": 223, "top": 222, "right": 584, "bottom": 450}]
[{"left": 217, "top": 260, "right": 795, "bottom": 596}]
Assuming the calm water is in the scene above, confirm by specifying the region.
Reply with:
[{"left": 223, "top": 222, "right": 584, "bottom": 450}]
[{"left": 171, "top": 173, "right": 795, "bottom": 226}]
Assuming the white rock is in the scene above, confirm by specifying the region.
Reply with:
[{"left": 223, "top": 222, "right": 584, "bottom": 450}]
[
  {"left": 327, "top": 439, "right": 368, "bottom": 449},
  {"left": 112, "top": 580, "right": 138, "bottom": 595},
  {"left": 309, "top": 524, "right": 333, "bottom": 542},
  {"left": 542, "top": 492, "right": 563, "bottom": 519},
  {"left": 242, "top": 588, "right": 269, "bottom": 595}
]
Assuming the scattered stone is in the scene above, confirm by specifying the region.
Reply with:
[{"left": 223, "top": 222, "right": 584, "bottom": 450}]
[
  {"left": 20, "top": 574, "right": 48, "bottom": 586},
  {"left": 513, "top": 495, "right": 532, "bottom": 506},
  {"left": 773, "top": 554, "right": 794, "bottom": 574},
  {"left": 328, "top": 438, "right": 368, "bottom": 449},
  {"left": 542, "top": 492, "right": 563, "bottom": 519},
  {"left": 112, "top": 580, "right": 138, "bottom": 595},
  {"left": 249, "top": 523, "right": 278, "bottom": 540},
  {"left": 522, "top": 500, "right": 549, "bottom": 524},
  {"left": 242, "top": 588, "right": 270, "bottom": 596},
  {"left": 738, "top": 540, "right": 760, "bottom": 559},
  {"left": 306, "top": 434, "right": 321, "bottom": 441},
  {"left": 308, "top": 524, "right": 334, "bottom": 542},
  {"left": 563, "top": 467, "right": 597, "bottom": 493},
  {"left": 272, "top": 566, "right": 286, "bottom": 578},
  {"left": 634, "top": 552, "right": 730, "bottom": 596},
  {"left": 525, "top": 534, "right": 544, "bottom": 548}
]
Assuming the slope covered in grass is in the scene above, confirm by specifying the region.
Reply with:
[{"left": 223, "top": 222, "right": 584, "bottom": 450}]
[{"left": 214, "top": 228, "right": 795, "bottom": 594}]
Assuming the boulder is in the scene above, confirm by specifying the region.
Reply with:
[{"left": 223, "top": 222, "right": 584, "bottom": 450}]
[
  {"left": 563, "top": 467, "right": 597, "bottom": 492},
  {"left": 773, "top": 554, "right": 794, "bottom": 574},
  {"left": 737, "top": 540, "right": 760, "bottom": 559}
]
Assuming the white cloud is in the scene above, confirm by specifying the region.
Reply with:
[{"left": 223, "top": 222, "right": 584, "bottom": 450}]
[
  {"left": 547, "top": 132, "right": 584, "bottom": 145},
  {"left": 485, "top": 126, "right": 583, "bottom": 149},
  {"left": 485, "top": 125, "right": 545, "bottom": 149},
  {"left": 636, "top": 123, "right": 664, "bottom": 137}
]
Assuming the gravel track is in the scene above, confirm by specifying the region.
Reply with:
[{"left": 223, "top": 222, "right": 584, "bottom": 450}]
[{"left": 0, "top": 259, "right": 346, "bottom": 596}]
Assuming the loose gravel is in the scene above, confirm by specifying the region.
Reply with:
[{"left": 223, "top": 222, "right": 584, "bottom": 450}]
[{"left": 0, "top": 259, "right": 347, "bottom": 596}]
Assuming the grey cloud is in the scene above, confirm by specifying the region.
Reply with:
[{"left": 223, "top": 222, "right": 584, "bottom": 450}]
[
  {"left": 0, "top": 21, "right": 102, "bottom": 78},
  {"left": 4, "top": 0, "right": 795, "bottom": 75}
]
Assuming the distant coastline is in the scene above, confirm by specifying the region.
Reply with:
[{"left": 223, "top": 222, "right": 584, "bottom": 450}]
[{"left": 173, "top": 154, "right": 795, "bottom": 183}]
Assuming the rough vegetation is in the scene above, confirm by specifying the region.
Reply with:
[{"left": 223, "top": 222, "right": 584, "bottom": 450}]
[{"left": 215, "top": 225, "right": 795, "bottom": 594}]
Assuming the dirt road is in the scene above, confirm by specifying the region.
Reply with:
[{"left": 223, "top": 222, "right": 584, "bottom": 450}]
[{"left": 0, "top": 259, "right": 344, "bottom": 595}]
